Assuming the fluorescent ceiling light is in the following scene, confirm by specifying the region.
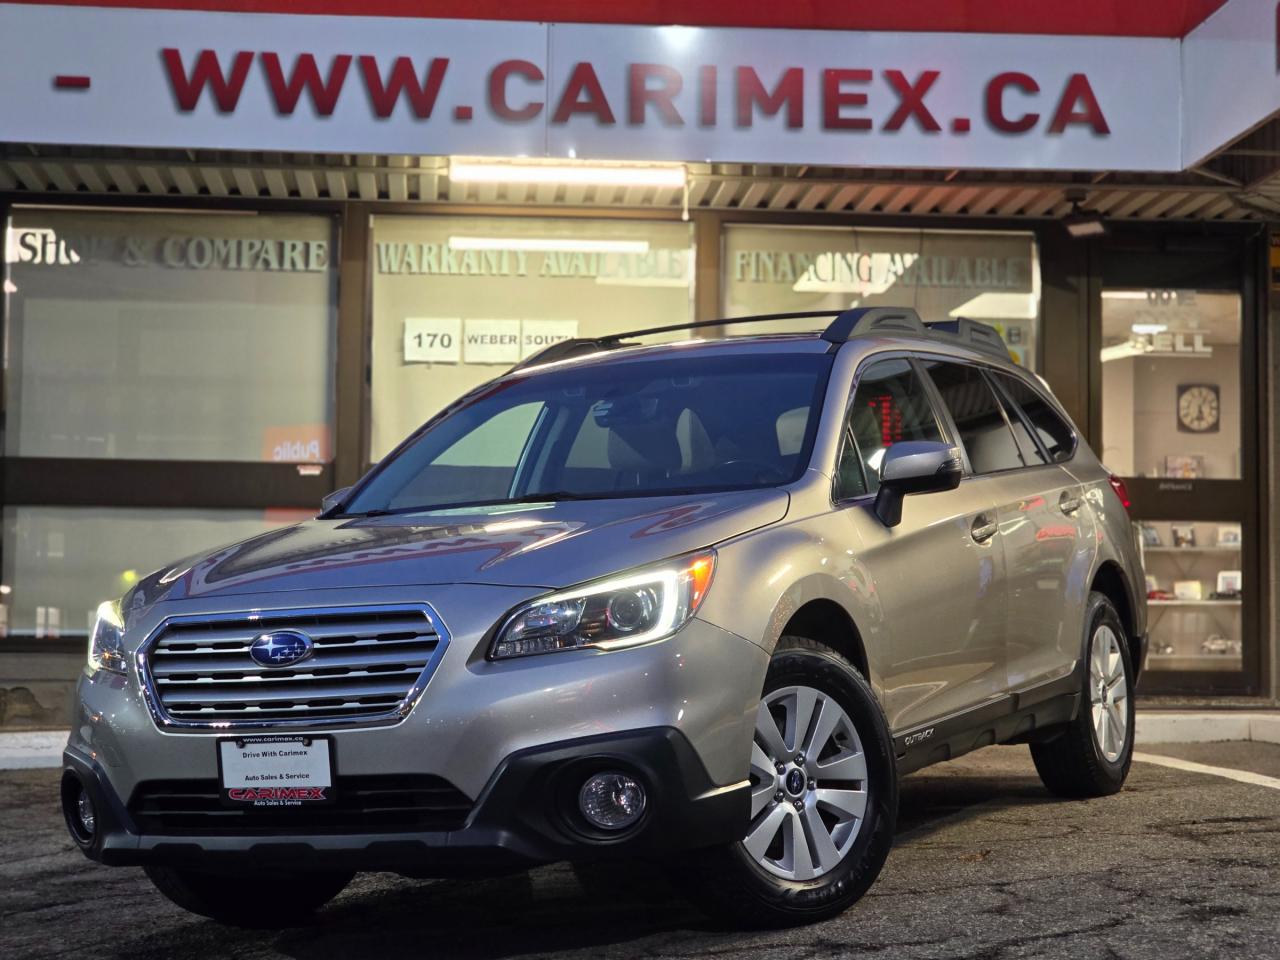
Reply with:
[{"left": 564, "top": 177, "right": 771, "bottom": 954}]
[
  {"left": 1130, "top": 322, "right": 1168, "bottom": 335},
  {"left": 1100, "top": 342, "right": 1148, "bottom": 363},
  {"left": 1102, "top": 291, "right": 1150, "bottom": 300},
  {"left": 595, "top": 275, "right": 690, "bottom": 288},
  {"left": 448, "top": 236, "right": 649, "bottom": 254},
  {"left": 948, "top": 292, "right": 1037, "bottom": 320},
  {"left": 449, "top": 160, "right": 686, "bottom": 188}
]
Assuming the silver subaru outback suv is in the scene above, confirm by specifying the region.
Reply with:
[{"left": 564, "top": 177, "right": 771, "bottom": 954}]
[{"left": 62, "top": 307, "right": 1146, "bottom": 928}]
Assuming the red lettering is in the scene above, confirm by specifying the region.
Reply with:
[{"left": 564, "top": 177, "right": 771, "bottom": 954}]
[
  {"left": 698, "top": 65, "right": 717, "bottom": 127},
  {"left": 883, "top": 69, "right": 941, "bottom": 132},
  {"left": 488, "top": 59, "right": 544, "bottom": 121},
  {"left": 162, "top": 48, "right": 253, "bottom": 113},
  {"left": 552, "top": 63, "right": 615, "bottom": 124},
  {"left": 1048, "top": 74, "right": 1110, "bottom": 134},
  {"left": 260, "top": 53, "right": 351, "bottom": 117},
  {"left": 359, "top": 56, "right": 449, "bottom": 119},
  {"left": 822, "top": 68, "right": 872, "bottom": 131},
  {"left": 735, "top": 67, "right": 803, "bottom": 128},
  {"left": 986, "top": 71, "right": 1039, "bottom": 133},
  {"left": 628, "top": 63, "right": 683, "bottom": 126}
]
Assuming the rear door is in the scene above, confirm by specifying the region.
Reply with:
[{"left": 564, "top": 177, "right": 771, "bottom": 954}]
[
  {"left": 985, "top": 369, "right": 1094, "bottom": 691},
  {"left": 833, "top": 356, "right": 1006, "bottom": 734}
]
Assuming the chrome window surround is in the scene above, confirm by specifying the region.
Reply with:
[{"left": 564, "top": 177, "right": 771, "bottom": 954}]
[{"left": 135, "top": 603, "right": 451, "bottom": 732}]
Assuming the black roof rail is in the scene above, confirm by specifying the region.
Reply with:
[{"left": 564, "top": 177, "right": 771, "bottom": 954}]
[
  {"left": 821, "top": 307, "right": 926, "bottom": 343},
  {"left": 508, "top": 311, "right": 842, "bottom": 371},
  {"left": 509, "top": 337, "right": 614, "bottom": 371},
  {"left": 924, "top": 318, "right": 1012, "bottom": 361},
  {"left": 508, "top": 307, "right": 1011, "bottom": 372}
]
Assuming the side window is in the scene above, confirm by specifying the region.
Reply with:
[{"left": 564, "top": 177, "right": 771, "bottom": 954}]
[
  {"left": 838, "top": 358, "right": 944, "bottom": 497},
  {"left": 920, "top": 361, "right": 1025, "bottom": 475},
  {"left": 990, "top": 371, "right": 1076, "bottom": 464}
]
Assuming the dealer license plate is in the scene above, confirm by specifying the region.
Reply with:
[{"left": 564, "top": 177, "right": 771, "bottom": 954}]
[{"left": 217, "top": 735, "right": 335, "bottom": 807}]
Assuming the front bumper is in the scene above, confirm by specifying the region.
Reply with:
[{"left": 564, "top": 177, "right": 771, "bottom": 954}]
[
  {"left": 64, "top": 726, "right": 748, "bottom": 875},
  {"left": 63, "top": 585, "right": 766, "bottom": 875}
]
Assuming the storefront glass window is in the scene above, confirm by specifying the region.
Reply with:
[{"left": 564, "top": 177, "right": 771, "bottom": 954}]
[
  {"left": 369, "top": 216, "right": 694, "bottom": 461},
  {"left": 1101, "top": 288, "right": 1244, "bottom": 677},
  {"left": 3, "top": 210, "right": 337, "bottom": 462},
  {"left": 1137, "top": 519, "right": 1243, "bottom": 673},
  {"left": 1100, "top": 290, "right": 1241, "bottom": 480},
  {"left": 0, "top": 506, "right": 307, "bottom": 643},
  {"left": 722, "top": 226, "right": 1040, "bottom": 369}
]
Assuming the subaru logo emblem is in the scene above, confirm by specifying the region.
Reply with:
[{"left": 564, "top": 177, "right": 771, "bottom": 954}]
[{"left": 248, "top": 630, "right": 313, "bottom": 668}]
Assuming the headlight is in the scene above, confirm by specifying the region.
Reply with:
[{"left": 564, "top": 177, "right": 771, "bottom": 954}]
[
  {"left": 87, "top": 600, "right": 128, "bottom": 675},
  {"left": 489, "top": 551, "right": 716, "bottom": 660}
]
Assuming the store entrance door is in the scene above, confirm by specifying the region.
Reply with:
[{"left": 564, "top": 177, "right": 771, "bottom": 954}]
[{"left": 1094, "top": 234, "right": 1262, "bottom": 694}]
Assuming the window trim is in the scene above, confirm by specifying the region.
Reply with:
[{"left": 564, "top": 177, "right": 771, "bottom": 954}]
[
  {"left": 914, "top": 352, "right": 1079, "bottom": 481},
  {"left": 829, "top": 350, "right": 954, "bottom": 506},
  {"left": 986, "top": 368, "right": 1080, "bottom": 466}
]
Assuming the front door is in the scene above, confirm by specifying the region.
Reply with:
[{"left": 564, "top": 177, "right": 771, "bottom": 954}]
[{"left": 833, "top": 356, "right": 1007, "bottom": 734}]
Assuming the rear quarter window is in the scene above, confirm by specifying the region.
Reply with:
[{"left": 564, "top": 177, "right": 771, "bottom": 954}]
[{"left": 990, "top": 371, "right": 1077, "bottom": 464}]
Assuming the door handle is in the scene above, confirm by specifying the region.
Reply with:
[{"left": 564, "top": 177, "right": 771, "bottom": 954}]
[
  {"left": 971, "top": 514, "right": 998, "bottom": 544},
  {"left": 1059, "top": 491, "right": 1082, "bottom": 515}
]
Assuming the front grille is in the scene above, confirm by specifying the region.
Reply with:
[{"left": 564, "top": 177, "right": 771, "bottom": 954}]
[
  {"left": 140, "top": 605, "right": 447, "bottom": 729},
  {"left": 128, "top": 775, "right": 472, "bottom": 835}
]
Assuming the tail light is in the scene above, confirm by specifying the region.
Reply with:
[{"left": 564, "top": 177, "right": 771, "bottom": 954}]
[{"left": 1107, "top": 474, "right": 1131, "bottom": 512}]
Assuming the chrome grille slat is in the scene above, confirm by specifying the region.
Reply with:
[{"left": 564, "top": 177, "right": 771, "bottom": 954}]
[
  {"left": 164, "top": 677, "right": 418, "bottom": 704},
  {"left": 168, "top": 701, "right": 398, "bottom": 717},
  {"left": 139, "top": 604, "right": 449, "bottom": 731},
  {"left": 157, "top": 666, "right": 427, "bottom": 686},
  {"left": 152, "top": 635, "right": 434, "bottom": 657},
  {"left": 152, "top": 646, "right": 434, "bottom": 676},
  {"left": 154, "top": 618, "right": 434, "bottom": 648}
]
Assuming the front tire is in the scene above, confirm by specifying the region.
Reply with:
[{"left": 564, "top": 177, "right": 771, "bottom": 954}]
[
  {"left": 683, "top": 636, "right": 897, "bottom": 928},
  {"left": 1030, "top": 592, "right": 1135, "bottom": 798},
  {"left": 144, "top": 865, "right": 354, "bottom": 926}
]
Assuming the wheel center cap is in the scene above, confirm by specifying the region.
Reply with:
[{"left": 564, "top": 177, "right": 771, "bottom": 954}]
[{"left": 784, "top": 768, "right": 806, "bottom": 796}]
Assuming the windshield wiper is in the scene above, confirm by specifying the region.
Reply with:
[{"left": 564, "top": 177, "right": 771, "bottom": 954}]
[{"left": 338, "top": 491, "right": 601, "bottom": 518}]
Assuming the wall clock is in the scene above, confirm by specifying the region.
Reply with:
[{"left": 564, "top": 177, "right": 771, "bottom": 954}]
[{"left": 1177, "top": 383, "right": 1220, "bottom": 433}]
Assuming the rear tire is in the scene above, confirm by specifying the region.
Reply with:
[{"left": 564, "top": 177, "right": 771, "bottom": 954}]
[
  {"left": 144, "top": 865, "right": 354, "bottom": 926},
  {"left": 682, "top": 636, "right": 897, "bottom": 928},
  {"left": 1031, "top": 592, "right": 1135, "bottom": 798}
]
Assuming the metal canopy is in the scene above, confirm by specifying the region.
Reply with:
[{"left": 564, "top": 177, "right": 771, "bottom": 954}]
[{"left": 0, "top": 144, "right": 1274, "bottom": 222}]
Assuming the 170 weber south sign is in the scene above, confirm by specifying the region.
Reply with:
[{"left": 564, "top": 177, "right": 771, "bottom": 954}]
[{"left": 0, "top": 3, "right": 1182, "bottom": 171}]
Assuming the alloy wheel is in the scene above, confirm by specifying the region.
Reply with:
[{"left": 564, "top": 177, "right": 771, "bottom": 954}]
[
  {"left": 745, "top": 684, "right": 868, "bottom": 881},
  {"left": 1090, "top": 625, "right": 1129, "bottom": 763}
]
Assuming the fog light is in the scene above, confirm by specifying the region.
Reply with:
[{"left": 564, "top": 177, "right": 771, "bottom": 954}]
[
  {"left": 76, "top": 787, "right": 96, "bottom": 837},
  {"left": 579, "top": 771, "right": 646, "bottom": 831}
]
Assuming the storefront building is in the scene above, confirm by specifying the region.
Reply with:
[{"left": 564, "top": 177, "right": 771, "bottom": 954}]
[{"left": 2, "top": 0, "right": 1280, "bottom": 727}]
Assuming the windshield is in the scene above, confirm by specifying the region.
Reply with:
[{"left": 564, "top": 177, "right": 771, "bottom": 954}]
[{"left": 343, "top": 352, "right": 834, "bottom": 515}]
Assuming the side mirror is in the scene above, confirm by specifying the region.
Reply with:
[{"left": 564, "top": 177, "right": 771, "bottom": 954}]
[
  {"left": 319, "top": 486, "right": 352, "bottom": 517},
  {"left": 874, "top": 442, "right": 963, "bottom": 528}
]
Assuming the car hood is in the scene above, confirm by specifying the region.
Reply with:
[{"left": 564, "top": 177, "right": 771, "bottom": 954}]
[{"left": 133, "top": 489, "right": 790, "bottom": 603}]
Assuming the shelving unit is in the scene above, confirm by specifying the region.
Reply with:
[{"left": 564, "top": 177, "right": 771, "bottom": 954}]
[
  {"left": 1138, "top": 520, "right": 1244, "bottom": 677},
  {"left": 1148, "top": 599, "right": 1242, "bottom": 607},
  {"left": 1142, "top": 546, "right": 1241, "bottom": 554}
]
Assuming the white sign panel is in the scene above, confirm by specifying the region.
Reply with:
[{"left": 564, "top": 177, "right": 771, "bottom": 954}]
[
  {"left": 464, "top": 318, "right": 522, "bottom": 364},
  {"left": 521, "top": 319, "right": 580, "bottom": 359},
  {"left": 1182, "top": 0, "right": 1280, "bottom": 167},
  {"left": 0, "top": 2, "right": 1191, "bottom": 171},
  {"left": 404, "top": 317, "right": 462, "bottom": 363}
]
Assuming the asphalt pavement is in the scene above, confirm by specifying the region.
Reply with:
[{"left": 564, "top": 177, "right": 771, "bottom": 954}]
[{"left": 3, "top": 742, "right": 1278, "bottom": 960}]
